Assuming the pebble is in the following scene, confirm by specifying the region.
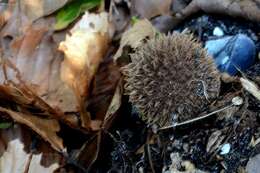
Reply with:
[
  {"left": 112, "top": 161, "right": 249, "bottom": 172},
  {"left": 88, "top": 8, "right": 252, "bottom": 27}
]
[
  {"left": 220, "top": 143, "right": 231, "bottom": 155},
  {"left": 232, "top": 96, "right": 243, "bottom": 106},
  {"left": 205, "top": 34, "right": 256, "bottom": 75},
  {"left": 213, "top": 27, "right": 224, "bottom": 36}
]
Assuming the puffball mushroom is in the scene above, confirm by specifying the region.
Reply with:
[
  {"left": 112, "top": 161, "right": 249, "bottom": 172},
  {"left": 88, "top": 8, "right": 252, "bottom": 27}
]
[{"left": 122, "top": 33, "right": 221, "bottom": 127}]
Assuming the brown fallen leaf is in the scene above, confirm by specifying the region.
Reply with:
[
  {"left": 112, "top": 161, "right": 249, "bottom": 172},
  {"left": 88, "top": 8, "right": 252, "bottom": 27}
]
[
  {"left": 0, "top": 23, "right": 81, "bottom": 123},
  {"left": 2, "top": 25, "right": 78, "bottom": 112},
  {"left": 59, "top": 12, "right": 110, "bottom": 129},
  {"left": 1, "top": 0, "right": 68, "bottom": 32},
  {"left": 151, "top": 15, "right": 176, "bottom": 33},
  {"left": 88, "top": 55, "right": 121, "bottom": 121},
  {"left": 71, "top": 66, "right": 122, "bottom": 171},
  {"left": 0, "top": 125, "right": 63, "bottom": 173},
  {"left": 175, "top": 0, "right": 260, "bottom": 23},
  {"left": 20, "top": 0, "right": 69, "bottom": 22},
  {"left": 0, "top": 107, "right": 64, "bottom": 152},
  {"left": 109, "top": 1, "right": 130, "bottom": 36},
  {"left": 131, "top": 0, "right": 172, "bottom": 19},
  {"left": 1, "top": 1, "right": 30, "bottom": 38},
  {"left": 71, "top": 132, "right": 101, "bottom": 172},
  {"left": 0, "top": 4, "right": 12, "bottom": 30},
  {"left": 113, "top": 19, "right": 156, "bottom": 63},
  {"left": 102, "top": 78, "right": 123, "bottom": 130}
]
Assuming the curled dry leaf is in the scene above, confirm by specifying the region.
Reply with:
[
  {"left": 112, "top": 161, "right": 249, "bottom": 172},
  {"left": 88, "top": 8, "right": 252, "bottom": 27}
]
[
  {"left": 175, "top": 0, "right": 260, "bottom": 23},
  {"left": 59, "top": 12, "right": 110, "bottom": 129},
  {"left": 0, "top": 107, "right": 64, "bottom": 152},
  {"left": 0, "top": 125, "right": 62, "bottom": 173},
  {"left": 240, "top": 77, "right": 260, "bottom": 101},
  {"left": 113, "top": 19, "right": 156, "bottom": 63}
]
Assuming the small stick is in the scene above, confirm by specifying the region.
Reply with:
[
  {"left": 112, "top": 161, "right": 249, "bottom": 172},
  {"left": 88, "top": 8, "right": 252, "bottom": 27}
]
[{"left": 159, "top": 96, "right": 243, "bottom": 131}]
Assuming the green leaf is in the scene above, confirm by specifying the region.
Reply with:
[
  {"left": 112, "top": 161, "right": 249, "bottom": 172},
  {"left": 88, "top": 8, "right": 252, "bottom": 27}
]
[
  {"left": 54, "top": 0, "right": 102, "bottom": 31},
  {"left": 131, "top": 16, "right": 140, "bottom": 25},
  {"left": 0, "top": 122, "right": 12, "bottom": 129}
]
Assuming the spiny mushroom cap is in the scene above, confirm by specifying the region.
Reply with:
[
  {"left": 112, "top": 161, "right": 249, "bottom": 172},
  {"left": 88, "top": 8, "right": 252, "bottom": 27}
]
[{"left": 122, "top": 33, "right": 220, "bottom": 127}]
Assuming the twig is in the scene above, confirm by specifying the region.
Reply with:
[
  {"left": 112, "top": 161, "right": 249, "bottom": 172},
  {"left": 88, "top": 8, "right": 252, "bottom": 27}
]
[
  {"left": 159, "top": 96, "right": 243, "bottom": 131},
  {"left": 159, "top": 105, "right": 233, "bottom": 130},
  {"left": 146, "top": 143, "right": 156, "bottom": 173}
]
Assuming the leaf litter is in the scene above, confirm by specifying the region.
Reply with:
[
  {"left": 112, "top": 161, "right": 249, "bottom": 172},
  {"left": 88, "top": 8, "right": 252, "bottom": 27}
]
[{"left": 0, "top": 0, "right": 259, "bottom": 172}]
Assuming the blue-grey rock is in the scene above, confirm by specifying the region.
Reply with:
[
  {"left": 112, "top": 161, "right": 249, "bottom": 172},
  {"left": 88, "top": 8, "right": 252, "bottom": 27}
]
[{"left": 205, "top": 34, "right": 256, "bottom": 75}]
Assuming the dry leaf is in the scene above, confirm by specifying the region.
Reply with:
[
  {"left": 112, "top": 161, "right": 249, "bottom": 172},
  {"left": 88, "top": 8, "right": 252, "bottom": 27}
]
[
  {"left": 1, "top": 2, "right": 30, "bottom": 37},
  {"left": 0, "top": 4, "right": 12, "bottom": 30},
  {"left": 240, "top": 77, "right": 260, "bottom": 101},
  {"left": 206, "top": 130, "right": 225, "bottom": 153},
  {"left": 0, "top": 125, "right": 62, "bottom": 173},
  {"left": 176, "top": 0, "right": 260, "bottom": 23},
  {"left": 1, "top": 24, "right": 79, "bottom": 116},
  {"left": 0, "top": 107, "right": 64, "bottom": 152},
  {"left": 102, "top": 78, "right": 123, "bottom": 130},
  {"left": 71, "top": 132, "right": 101, "bottom": 172},
  {"left": 132, "top": 0, "right": 172, "bottom": 19},
  {"left": 59, "top": 12, "right": 110, "bottom": 129},
  {"left": 151, "top": 15, "right": 176, "bottom": 33},
  {"left": 113, "top": 19, "right": 156, "bottom": 62},
  {"left": 20, "top": 0, "right": 69, "bottom": 22},
  {"left": 87, "top": 56, "right": 121, "bottom": 120}
]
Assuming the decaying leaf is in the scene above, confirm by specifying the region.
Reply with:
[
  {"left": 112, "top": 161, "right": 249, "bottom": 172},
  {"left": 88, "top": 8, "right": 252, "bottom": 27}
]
[
  {"left": 0, "top": 4, "right": 11, "bottom": 30},
  {"left": 1, "top": 25, "right": 78, "bottom": 115},
  {"left": 113, "top": 19, "right": 156, "bottom": 63},
  {"left": 0, "top": 107, "right": 64, "bottom": 152},
  {"left": 21, "top": 0, "right": 70, "bottom": 22},
  {"left": 240, "top": 77, "right": 260, "bottom": 101},
  {"left": 58, "top": 12, "right": 110, "bottom": 129},
  {"left": 206, "top": 130, "right": 225, "bottom": 153},
  {"left": 69, "top": 61, "right": 122, "bottom": 171},
  {"left": 151, "top": 15, "right": 176, "bottom": 33},
  {"left": 0, "top": 125, "right": 62, "bottom": 173},
  {"left": 131, "top": 0, "right": 172, "bottom": 19},
  {"left": 71, "top": 132, "right": 101, "bottom": 172},
  {"left": 175, "top": 0, "right": 260, "bottom": 23},
  {"left": 102, "top": 78, "right": 123, "bottom": 130},
  {"left": 87, "top": 55, "right": 121, "bottom": 122}
]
